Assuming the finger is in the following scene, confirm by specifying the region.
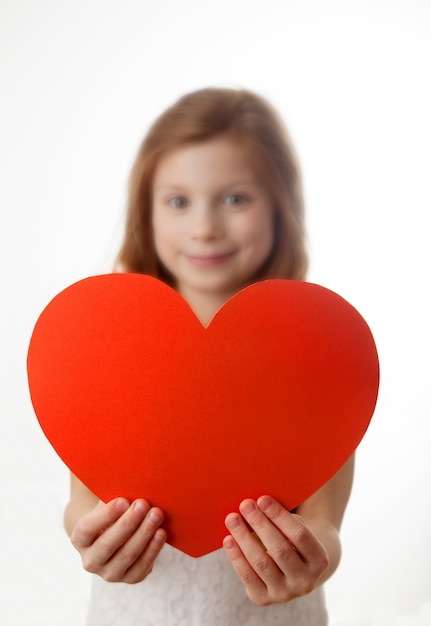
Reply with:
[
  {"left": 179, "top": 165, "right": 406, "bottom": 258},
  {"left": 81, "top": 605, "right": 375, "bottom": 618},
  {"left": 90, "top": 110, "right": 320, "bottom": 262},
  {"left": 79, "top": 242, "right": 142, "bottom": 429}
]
[
  {"left": 222, "top": 531, "right": 268, "bottom": 604},
  {"left": 71, "top": 498, "right": 132, "bottom": 549},
  {"left": 225, "top": 511, "right": 284, "bottom": 595},
  {"left": 121, "top": 526, "right": 167, "bottom": 584},
  {"left": 240, "top": 499, "right": 307, "bottom": 571},
  {"left": 257, "top": 496, "right": 326, "bottom": 565},
  {"left": 109, "top": 506, "right": 165, "bottom": 577},
  {"left": 88, "top": 500, "right": 153, "bottom": 567}
]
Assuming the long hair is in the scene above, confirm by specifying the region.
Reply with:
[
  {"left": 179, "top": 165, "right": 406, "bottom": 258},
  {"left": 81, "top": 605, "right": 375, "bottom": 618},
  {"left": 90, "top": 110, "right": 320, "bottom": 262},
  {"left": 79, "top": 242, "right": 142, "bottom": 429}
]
[{"left": 116, "top": 87, "right": 308, "bottom": 283}]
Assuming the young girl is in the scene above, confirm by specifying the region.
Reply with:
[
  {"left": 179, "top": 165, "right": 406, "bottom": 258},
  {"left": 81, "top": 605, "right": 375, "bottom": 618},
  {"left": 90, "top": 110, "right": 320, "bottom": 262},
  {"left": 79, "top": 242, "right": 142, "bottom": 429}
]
[{"left": 64, "top": 87, "right": 354, "bottom": 625}]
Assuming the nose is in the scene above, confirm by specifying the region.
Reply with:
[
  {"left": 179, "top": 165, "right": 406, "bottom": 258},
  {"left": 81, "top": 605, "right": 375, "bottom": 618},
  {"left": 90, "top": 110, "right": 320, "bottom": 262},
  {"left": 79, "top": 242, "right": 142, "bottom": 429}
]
[{"left": 191, "top": 203, "right": 223, "bottom": 241}]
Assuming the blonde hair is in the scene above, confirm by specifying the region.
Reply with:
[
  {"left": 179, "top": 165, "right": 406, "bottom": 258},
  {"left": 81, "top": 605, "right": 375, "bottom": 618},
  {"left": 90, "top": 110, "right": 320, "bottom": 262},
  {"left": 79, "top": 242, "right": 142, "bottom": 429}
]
[{"left": 116, "top": 87, "right": 308, "bottom": 283}]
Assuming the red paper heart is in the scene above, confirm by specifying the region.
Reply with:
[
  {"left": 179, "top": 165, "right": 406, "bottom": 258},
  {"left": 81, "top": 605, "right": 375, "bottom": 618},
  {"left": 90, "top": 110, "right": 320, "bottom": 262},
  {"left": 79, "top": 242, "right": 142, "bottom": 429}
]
[{"left": 27, "top": 275, "right": 379, "bottom": 557}]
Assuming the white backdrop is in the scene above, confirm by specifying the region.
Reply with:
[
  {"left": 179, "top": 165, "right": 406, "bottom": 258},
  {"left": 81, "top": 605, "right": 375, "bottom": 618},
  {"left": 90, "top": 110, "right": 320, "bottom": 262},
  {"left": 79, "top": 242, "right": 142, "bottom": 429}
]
[{"left": 1, "top": 1, "right": 430, "bottom": 625}]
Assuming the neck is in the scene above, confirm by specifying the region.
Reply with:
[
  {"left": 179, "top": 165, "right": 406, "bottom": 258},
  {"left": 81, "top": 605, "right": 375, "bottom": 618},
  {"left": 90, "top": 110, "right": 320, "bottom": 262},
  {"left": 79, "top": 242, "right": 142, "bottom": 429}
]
[{"left": 178, "top": 288, "right": 235, "bottom": 327}]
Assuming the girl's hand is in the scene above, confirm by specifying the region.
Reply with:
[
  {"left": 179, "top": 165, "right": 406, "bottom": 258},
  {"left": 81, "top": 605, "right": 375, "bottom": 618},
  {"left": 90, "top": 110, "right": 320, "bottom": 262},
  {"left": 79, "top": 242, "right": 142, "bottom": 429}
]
[
  {"left": 223, "top": 496, "right": 329, "bottom": 606},
  {"left": 70, "top": 498, "right": 166, "bottom": 584}
]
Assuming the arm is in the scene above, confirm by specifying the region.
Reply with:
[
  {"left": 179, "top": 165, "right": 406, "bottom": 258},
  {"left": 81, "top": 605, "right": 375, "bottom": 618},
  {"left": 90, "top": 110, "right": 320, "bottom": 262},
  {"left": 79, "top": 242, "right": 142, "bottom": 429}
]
[
  {"left": 64, "top": 474, "right": 99, "bottom": 536},
  {"left": 64, "top": 474, "right": 166, "bottom": 584},
  {"left": 295, "top": 452, "right": 354, "bottom": 585},
  {"left": 223, "top": 454, "right": 355, "bottom": 605}
]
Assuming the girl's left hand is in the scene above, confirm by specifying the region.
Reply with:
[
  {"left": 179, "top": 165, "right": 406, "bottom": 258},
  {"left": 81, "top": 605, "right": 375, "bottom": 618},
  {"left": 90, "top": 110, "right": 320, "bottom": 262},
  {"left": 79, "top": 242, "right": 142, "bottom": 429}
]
[{"left": 223, "top": 495, "right": 329, "bottom": 606}]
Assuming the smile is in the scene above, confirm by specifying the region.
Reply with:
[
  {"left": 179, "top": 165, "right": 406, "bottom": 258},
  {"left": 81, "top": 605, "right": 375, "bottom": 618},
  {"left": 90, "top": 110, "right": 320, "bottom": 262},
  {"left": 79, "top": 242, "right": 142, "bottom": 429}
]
[{"left": 185, "top": 253, "right": 235, "bottom": 267}]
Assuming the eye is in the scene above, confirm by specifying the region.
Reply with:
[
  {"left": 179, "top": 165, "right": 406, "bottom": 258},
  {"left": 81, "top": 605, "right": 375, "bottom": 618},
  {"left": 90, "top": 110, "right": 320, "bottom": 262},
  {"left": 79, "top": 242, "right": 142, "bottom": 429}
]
[
  {"left": 168, "top": 196, "right": 189, "bottom": 209},
  {"left": 225, "top": 193, "right": 247, "bottom": 207}
]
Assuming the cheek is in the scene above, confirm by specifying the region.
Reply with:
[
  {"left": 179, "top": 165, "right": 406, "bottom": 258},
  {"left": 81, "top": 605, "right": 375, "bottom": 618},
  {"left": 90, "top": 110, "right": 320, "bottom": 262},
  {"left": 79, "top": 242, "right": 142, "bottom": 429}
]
[
  {"left": 152, "top": 211, "right": 174, "bottom": 250},
  {"left": 241, "top": 211, "right": 274, "bottom": 254},
  {"left": 152, "top": 215, "right": 170, "bottom": 264}
]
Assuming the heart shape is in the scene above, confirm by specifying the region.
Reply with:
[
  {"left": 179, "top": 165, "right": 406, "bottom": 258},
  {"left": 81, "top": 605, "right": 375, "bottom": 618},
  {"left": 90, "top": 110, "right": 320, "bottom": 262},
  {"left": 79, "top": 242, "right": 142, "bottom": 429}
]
[{"left": 27, "top": 275, "right": 379, "bottom": 557}]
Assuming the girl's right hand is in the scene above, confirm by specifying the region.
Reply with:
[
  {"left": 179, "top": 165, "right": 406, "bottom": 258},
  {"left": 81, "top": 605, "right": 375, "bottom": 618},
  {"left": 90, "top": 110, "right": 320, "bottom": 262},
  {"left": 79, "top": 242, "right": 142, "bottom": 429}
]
[{"left": 70, "top": 498, "right": 166, "bottom": 584}]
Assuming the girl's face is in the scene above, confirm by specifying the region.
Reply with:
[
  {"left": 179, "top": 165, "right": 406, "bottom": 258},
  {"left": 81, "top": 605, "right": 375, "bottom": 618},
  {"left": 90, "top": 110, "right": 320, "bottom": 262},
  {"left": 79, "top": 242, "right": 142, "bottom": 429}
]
[{"left": 151, "top": 135, "right": 274, "bottom": 311}]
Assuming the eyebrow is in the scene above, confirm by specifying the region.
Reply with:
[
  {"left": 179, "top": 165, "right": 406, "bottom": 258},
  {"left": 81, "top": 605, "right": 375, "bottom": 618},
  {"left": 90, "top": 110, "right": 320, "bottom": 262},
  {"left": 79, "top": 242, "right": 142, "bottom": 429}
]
[
  {"left": 154, "top": 180, "right": 261, "bottom": 191},
  {"left": 153, "top": 184, "right": 189, "bottom": 192}
]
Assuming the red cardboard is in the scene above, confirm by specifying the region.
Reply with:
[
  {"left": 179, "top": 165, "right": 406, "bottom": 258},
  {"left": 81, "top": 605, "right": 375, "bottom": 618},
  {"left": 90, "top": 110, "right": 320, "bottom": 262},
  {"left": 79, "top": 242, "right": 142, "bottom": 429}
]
[{"left": 27, "top": 275, "right": 379, "bottom": 557}]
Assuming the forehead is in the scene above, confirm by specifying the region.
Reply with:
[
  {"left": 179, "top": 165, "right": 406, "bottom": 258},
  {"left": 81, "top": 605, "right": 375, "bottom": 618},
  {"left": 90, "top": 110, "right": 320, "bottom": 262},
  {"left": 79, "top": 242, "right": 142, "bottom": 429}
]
[{"left": 152, "top": 136, "right": 266, "bottom": 188}]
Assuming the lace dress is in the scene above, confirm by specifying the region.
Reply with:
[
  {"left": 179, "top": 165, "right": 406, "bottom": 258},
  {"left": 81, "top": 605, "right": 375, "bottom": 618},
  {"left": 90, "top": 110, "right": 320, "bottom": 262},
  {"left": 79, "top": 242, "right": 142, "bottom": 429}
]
[{"left": 85, "top": 544, "right": 328, "bottom": 625}]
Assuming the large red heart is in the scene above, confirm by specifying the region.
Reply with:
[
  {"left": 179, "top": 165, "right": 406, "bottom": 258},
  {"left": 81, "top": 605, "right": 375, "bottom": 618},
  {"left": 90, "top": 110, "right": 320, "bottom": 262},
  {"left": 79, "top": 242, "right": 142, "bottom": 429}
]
[{"left": 27, "top": 275, "right": 379, "bottom": 557}]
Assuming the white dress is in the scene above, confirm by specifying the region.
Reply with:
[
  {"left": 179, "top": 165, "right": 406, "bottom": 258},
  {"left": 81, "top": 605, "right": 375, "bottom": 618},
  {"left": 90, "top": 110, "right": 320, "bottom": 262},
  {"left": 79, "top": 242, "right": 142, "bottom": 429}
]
[{"left": 86, "top": 544, "right": 328, "bottom": 626}]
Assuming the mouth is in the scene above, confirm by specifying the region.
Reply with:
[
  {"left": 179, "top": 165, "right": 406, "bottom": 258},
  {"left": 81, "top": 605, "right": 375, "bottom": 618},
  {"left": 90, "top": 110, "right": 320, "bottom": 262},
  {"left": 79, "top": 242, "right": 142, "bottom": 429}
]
[{"left": 185, "top": 252, "right": 235, "bottom": 267}]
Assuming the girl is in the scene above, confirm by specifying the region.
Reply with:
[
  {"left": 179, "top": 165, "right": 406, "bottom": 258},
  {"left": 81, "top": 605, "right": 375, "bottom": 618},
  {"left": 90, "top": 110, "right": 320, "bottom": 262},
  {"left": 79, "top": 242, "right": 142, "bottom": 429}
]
[{"left": 64, "top": 87, "right": 354, "bottom": 625}]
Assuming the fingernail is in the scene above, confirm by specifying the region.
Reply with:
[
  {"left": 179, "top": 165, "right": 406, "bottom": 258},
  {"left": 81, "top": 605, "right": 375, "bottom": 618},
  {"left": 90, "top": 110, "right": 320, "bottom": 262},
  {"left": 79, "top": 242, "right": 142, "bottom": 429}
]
[
  {"left": 257, "top": 495, "right": 272, "bottom": 512},
  {"left": 133, "top": 500, "right": 148, "bottom": 515},
  {"left": 223, "top": 536, "right": 235, "bottom": 550},
  {"left": 148, "top": 509, "right": 162, "bottom": 524},
  {"left": 240, "top": 499, "right": 256, "bottom": 517},
  {"left": 154, "top": 528, "right": 167, "bottom": 543},
  {"left": 115, "top": 498, "right": 129, "bottom": 512},
  {"left": 225, "top": 513, "right": 241, "bottom": 530}
]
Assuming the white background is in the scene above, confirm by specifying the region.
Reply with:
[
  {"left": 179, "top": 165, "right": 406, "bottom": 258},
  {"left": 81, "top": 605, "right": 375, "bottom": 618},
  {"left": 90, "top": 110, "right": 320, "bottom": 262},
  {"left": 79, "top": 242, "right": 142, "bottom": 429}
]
[{"left": 1, "top": 1, "right": 430, "bottom": 624}]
